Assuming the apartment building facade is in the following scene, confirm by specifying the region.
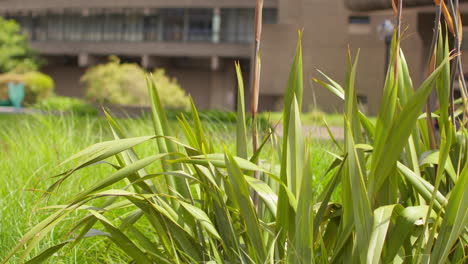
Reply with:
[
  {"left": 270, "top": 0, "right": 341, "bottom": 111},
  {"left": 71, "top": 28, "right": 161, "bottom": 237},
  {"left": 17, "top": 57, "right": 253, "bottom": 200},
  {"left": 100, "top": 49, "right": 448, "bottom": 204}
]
[
  {"left": 1, "top": 0, "right": 465, "bottom": 113},
  {"left": 263, "top": 0, "right": 468, "bottom": 114},
  {"left": 0, "top": 0, "right": 279, "bottom": 110}
]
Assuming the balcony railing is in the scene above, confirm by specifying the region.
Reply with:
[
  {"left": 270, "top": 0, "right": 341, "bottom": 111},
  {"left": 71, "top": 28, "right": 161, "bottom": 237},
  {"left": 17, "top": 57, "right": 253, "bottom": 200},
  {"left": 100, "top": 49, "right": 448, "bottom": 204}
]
[{"left": 5, "top": 8, "right": 278, "bottom": 44}]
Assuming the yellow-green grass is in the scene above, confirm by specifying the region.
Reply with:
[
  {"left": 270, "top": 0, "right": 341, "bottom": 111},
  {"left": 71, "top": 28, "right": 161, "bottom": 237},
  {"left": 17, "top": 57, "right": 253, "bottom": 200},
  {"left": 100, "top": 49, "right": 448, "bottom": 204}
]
[{"left": 0, "top": 113, "right": 336, "bottom": 263}]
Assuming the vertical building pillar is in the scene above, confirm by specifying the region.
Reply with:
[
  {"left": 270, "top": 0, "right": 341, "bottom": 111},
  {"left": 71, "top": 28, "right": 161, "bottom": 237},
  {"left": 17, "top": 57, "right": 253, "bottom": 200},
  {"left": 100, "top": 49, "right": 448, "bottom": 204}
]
[
  {"left": 212, "top": 8, "right": 221, "bottom": 43},
  {"left": 31, "top": 13, "right": 38, "bottom": 41},
  {"left": 142, "top": 54, "right": 150, "bottom": 69},
  {"left": 211, "top": 56, "right": 220, "bottom": 71},
  {"left": 142, "top": 55, "right": 158, "bottom": 69},
  {"left": 78, "top": 53, "right": 98, "bottom": 67},
  {"left": 183, "top": 9, "right": 189, "bottom": 42},
  {"left": 78, "top": 53, "right": 90, "bottom": 67},
  {"left": 157, "top": 15, "right": 164, "bottom": 41},
  {"left": 209, "top": 58, "right": 235, "bottom": 110}
]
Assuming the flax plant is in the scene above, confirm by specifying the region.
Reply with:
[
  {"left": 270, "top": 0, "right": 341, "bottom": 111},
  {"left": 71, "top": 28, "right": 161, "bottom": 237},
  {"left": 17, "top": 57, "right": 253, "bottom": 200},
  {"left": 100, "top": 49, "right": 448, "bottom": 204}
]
[{"left": 2, "top": 1, "right": 468, "bottom": 263}]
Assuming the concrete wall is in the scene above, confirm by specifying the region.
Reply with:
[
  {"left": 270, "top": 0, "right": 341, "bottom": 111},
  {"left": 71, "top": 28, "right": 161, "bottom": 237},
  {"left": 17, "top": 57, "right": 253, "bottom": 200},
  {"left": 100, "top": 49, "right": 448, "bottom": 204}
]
[
  {"left": 260, "top": 0, "right": 427, "bottom": 114},
  {"left": 41, "top": 65, "right": 86, "bottom": 97},
  {"left": 344, "top": 0, "right": 435, "bottom": 11},
  {"left": 261, "top": 0, "right": 349, "bottom": 113},
  {"left": 166, "top": 64, "right": 237, "bottom": 110},
  {"left": 348, "top": 9, "right": 425, "bottom": 114}
]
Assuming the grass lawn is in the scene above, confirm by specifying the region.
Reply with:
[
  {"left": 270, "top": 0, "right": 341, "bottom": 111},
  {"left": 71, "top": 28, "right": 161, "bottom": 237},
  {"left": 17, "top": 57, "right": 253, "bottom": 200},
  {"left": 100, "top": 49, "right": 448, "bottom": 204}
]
[{"left": 0, "top": 113, "right": 338, "bottom": 263}]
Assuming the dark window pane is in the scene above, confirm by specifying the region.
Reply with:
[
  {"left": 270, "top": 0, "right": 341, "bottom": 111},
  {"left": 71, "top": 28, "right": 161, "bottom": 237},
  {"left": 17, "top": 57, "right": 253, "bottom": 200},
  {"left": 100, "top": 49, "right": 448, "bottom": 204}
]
[
  {"left": 349, "top": 16, "right": 370, "bottom": 24},
  {"left": 161, "top": 9, "right": 185, "bottom": 42},
  {"left": 188, "top": 9, "right": 213, "bottom": 42}
]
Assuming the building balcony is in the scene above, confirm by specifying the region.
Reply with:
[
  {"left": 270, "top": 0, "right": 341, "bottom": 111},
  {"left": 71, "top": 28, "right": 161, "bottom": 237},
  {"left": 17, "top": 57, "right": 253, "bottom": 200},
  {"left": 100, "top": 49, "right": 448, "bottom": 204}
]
[
  {"left": 5, "top": 7, "right": 278, "bottom": 57},
  {"left": 30, "top": 41, "right": 252, "bottom": 58}
]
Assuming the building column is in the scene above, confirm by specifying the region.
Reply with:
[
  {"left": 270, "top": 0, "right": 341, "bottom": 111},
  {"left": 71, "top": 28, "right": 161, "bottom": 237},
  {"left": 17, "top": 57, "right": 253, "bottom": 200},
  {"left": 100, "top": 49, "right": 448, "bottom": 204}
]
[
  {"left": 142, "top": 54, "right": 158, "bottom": 69},
  {"left": 211, "top": 56, "right": 220, "bottom": 71},
  {"left": 183, "top": 9, "right": 189, "bottom": 42},
  {"left": 157, "top": 15, "right": 164, "bottom": 41},
  {"left": 209, "top": 58, "right": 236, "bottom": 110},
  {"left": 212, "top": 8, "right": 221, "bottom": 43},
  {"left": 78, "top": 53, "right": 98, "bottom": 67}
]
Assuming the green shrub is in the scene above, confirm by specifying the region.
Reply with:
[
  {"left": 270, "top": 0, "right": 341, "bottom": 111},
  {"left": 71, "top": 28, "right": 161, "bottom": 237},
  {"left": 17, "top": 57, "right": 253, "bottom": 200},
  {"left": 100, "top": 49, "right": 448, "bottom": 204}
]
[
  {"left": 81, "top": 56, "right": 190, "bottom": 110},
  {"left": 23, "top": 71, "right": 54, "bottom": 104},
  {"left": 34, "top": 96, "right": 98, "bottom": 116},
  {"left": 0, "top": 71, "right": 54, "bottom": 104},
  {"left": 152, "top": 68, "right": 192, "bottom": 110}
]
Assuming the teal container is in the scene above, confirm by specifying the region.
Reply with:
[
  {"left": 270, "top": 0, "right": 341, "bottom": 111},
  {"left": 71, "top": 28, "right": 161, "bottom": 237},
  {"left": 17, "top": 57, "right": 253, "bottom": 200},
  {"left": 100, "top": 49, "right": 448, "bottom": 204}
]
[{"left": 7, "top": 82, "right": 25, "bottom": 108}]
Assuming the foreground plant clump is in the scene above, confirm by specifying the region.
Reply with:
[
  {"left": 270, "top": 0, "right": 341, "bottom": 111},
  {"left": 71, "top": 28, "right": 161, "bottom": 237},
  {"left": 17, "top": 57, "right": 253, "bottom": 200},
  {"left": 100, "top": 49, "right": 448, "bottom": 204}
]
[{"left": 4, "top": 6, "right": 468, "bottom": 264}]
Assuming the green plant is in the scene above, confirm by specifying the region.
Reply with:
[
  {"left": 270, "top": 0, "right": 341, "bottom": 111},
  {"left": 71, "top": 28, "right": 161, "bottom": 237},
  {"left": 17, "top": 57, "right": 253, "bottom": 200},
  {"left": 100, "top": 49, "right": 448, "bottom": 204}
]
[
  {"left": 3, "top": 2, "right": 468, "bottom": 264},
  {"left": 81, "top": 56, "right": 190, "bottom": 110},
  {"left": 0, "top": 71, "right": 54, "bottom": 104},
  {"left": 23, "top": 72, "right": 54, "bottom": 104},
  {"left": 34, "top": 96, "right": 98, "bottom": 116},
  {"left": 151, "top": 69, "right": 191, "bottom": 110},
  {"left": 0, "top": 17, "right": 40, "bottom": 73}
]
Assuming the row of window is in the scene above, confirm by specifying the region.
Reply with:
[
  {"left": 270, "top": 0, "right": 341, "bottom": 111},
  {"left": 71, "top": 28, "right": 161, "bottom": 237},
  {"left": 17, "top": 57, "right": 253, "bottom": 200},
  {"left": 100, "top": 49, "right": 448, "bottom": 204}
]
[{"left": 5, "top": 8, "right": 278, "bottom": 44}]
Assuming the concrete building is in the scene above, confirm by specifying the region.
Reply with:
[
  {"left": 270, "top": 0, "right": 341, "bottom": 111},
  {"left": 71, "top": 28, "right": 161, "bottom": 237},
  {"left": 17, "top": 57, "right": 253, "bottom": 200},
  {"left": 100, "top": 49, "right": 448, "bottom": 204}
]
[
  {"left": 0, "top": 0, "right": 279, "bottom": 110},
  {"left": 262, "top": 0, "right": 468, "bottom": 114},
  {"left": 0, "top": 0, "right": 466, "bottom": 114}
]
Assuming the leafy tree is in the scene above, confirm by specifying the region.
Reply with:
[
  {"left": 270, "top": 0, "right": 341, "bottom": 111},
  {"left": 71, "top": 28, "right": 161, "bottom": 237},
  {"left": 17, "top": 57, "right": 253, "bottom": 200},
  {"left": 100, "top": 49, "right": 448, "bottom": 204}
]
[{"left": 0, "top": 17, "right": 40, "bottom": 73}]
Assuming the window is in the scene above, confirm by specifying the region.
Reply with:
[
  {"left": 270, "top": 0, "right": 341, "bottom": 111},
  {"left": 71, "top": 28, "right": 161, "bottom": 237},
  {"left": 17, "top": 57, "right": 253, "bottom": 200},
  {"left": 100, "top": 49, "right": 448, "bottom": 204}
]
[
  {"left": 220, "top": 8, "right": 277, "bottom": 43},
  {"left": 220, "top": 8, "right": 254, "bottom": 43},
  {"left": 161, "top": 9, "right": 185, "bottom": 42},
  {"left": 48, "top": 14, "right": 65, "bottom": 41},
  {"left": 102, "top": 13, "right": 122, "bottom": 41},
  {"left": 348, "top": 15, "right": 371, "bottom": 34},
  {"left": 263, "top": 8, "right": 278, "bottom": 24},
  {"left": 349, "top": 16, "right": 370, "bottom": 24},
  {"left": 122, "top": 13, "right": 144, "bottom": 42},
  {"left": 188, "top": 9, "right": 213, "bottom": 42},
  {"left": 144, "top": 13, "right": 161, "bottom": 41},
  {"left": 62, "top": 13, "right": 82, "bottom": 41}
]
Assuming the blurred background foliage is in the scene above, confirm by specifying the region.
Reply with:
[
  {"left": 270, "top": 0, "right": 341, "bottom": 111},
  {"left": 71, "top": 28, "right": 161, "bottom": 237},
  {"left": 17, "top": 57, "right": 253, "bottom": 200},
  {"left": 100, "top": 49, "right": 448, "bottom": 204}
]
[{"left": 81, "top": 56, "right": 191, "bottom": 110}]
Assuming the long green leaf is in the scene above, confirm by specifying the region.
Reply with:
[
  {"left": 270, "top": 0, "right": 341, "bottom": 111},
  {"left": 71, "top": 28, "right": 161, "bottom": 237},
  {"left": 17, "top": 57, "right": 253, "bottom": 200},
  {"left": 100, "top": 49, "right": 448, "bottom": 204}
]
[
  {"left": 369, "top": 55, "right": 452, "bottom": 199},
  {"left": 367, "top": 205, "right": 399, "bottom": 264},
  {"left": 91, "top": 212, "right": 153, "bottom": 264},
  {"left": 225, "top": 150, "right": 267, "bottom": 263},
  {"left": 179, "top": 201, "right": 222, "bottom": 241},
  {"left": 277, "top": 31, "right": 303, "bottom": 258},
  {"left": 235, "top": 62, "right": 248, "bottom": 159},
  {"left": 430, "top": 161, "right": 468, "bottom": 263}
]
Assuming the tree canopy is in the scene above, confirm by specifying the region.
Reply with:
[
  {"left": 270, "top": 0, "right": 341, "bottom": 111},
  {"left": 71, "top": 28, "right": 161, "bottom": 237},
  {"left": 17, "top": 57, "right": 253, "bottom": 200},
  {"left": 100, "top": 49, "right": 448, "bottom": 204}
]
[{"left": 0, "top": 17, "right": 40, "bottom": 73}]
